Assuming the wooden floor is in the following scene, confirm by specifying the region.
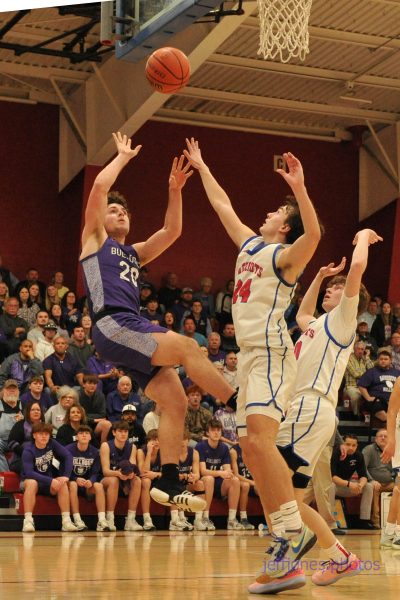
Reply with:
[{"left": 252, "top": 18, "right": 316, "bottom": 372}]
[{"left": 0, "top": 529, "right": 399, "bottom": 599}]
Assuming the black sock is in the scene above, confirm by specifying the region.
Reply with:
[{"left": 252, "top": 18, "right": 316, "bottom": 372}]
[{"left": 161, "top": 463, "right": 180, "bottom": 482}]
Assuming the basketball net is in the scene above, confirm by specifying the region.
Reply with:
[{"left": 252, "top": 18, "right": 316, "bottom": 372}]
[{"left": 257, "top": 0, "right": 312, "bottom": 63}]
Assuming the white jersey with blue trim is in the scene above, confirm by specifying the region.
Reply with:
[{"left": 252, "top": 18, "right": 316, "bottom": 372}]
[
  {"left": 232, "top": 236, "right": 295, "bottom": 349},
  {"left": 293, "top": 293, "right": 359, "bottom": 407}
]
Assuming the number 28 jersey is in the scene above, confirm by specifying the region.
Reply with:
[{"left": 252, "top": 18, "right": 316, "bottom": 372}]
[
  {"left": 232, "top": 236, "right": 295, "bottom": 349},
  {"left": 81, "top": 238, "right": 141, "bottom": 317}
]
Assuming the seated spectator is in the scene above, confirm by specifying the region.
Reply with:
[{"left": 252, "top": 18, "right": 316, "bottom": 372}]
[
  {"left": 43, "top": 336, "right": 84, "bottom": 394},
  {"left": 81, "top": 314, "right": 93, "bottom": 345},
  {"left": 0, "top": 339, "right": 43, "bottom": 394},
  {"left": 172, "top": 429, "right": 204, "bottom": 531},
  {"left": 44, "top": 284, "right": 60, "bottom": 313},
  {"left": 100, "top": 420, "right": 142, "bottom": 531},
  {"left": 28, "top": 282, "right": 45, "bottom": 311},
  {"left": 184, "top": 385, "right": 213, "bottom": 446},
  {"left": 160, "top": 310, "right": 179, "bottom": 332},
  {"left": 173, "top": 287, "right": 194, "bottom": 326},
  {"left": 329, "top": 433, "right": 376, "bottom": 529},
  {"left": 230, "top": 444, "right": 257, "bottom": 530},
  {"left": 222, "top": 351, "right": 238, "bottom": 388},
  {"left": 196, "top": 418, "right": 243, "bottom": 530},
  {"left": 142, "top": 403, "right": 161, "bottom": 434},
  {"left": 193, "top": 276, "right": 215, "bottom": 320},
  {"left": 389, "top": 332, "right": 400, "bottom": 370},
  {"left": 78, "top": 374, "right": 110, "bottom": 443},
  {"left": 215, "top": 279, "right": 234, "bottom": 330},
  {"left": 56, "top": 403, "right": 97, "bottom": 447},
  {"left": 34, "top": 321, "right": 58, "bottom": 362},
  {"left": 158, "top": 272, "right": 181, "bottom": 311},
  {"left": 358, "top": 349, "right": 400, "bottom": 422},
  {"left": 17, "top": 287, "right": 40, "bottom": 329},
  {"left": 68, "top": 325, "right": 94, "bottom": 369},
  {"left": 20, "top": 422, "right": 77, "bottom": 533},
  {"left": 0, "top": 282, "right": 9, "bottom": 317},
  {"left": 86, "top": 349, "right": 119, "bottom": 395},
  {"left": 187, "top": 299, "right": 212, "bottom": 338},
  {"left": 27, "top": 310, "right": 50, "bottom": 348},
  {"left": 0, "top": 380, "right": 23, "bottom": 471},
  {"left": 344, "top": 340, "right": 374, "bottom": 416},
  {"left": 52, "top": 271, "right": 69, "bottom": 300},
  {"left": 7, "top": 401, "right": 45, "bottom": 473},
  {"left": 140, "top": 296, "right": 163, "bottom": 325},
  {"left": 15, "top": 268, "right": 46, "bottom": 300},
  {"left": 214, "top": 403, "right": 238, "bottom": 446},
  {"left": 20, "top": 375, "right": 54, "bottom": 412},
  {"left": 66, "top": 425, "right": 109, "bottom": 531},
  {"left": 61, "top": 291, "right": 82, "bottom": 336},
  {"left": 138, "top": 283, "right": 153, "bottom": 309},
  {"left": 220, "top": 323, "right": 239, "bottom": 353},
  {"left": 107, "top": 404, "right": 146, "bottom": 448},
  {"left": 362, "top": 429, "right": 395, "bottom": 527},
  {"left": 50, "top": 304, "right": 69, "bottom": 338},
  {"left": 106, "top": 375, "right": 142, "bottom": 423},
  {"left": 356, "top": 321, "right": 378, "bottom": 359},
  {"left": 45, "top": 386, "right": 79, "bottom": 432},
  {"left": 0, "top": 297, "right": 29, "bottom": 356},
  {"left": 207, "top": 332, "right": 226, "bottom": 365},
  {"left": 358, "top": 299, "right": 378, "bottom": 332},
  {"left": 137, "top": 428, "right": 161, "bottom": 531},
  {"left": 181, "top": 316, "right": 207, "bottom": 347},
  {"left": 371, "top": 301, "right": 396, "bottom": 348}
]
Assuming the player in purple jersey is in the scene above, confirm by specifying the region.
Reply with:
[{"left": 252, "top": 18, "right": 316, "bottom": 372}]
[
  {"left": 80, "top": 132, "right": 237, "bottom": 513},
  {"left": 66, "top": 425, "right": 109, "bottom": 532}
]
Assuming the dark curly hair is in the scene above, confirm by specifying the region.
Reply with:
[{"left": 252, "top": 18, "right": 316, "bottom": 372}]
[
  {"left": 107, "top": 191, "right": 131, "bottom": 218},
  {"left": 284, "top": 196, "right": 324, "bottom": 244}
]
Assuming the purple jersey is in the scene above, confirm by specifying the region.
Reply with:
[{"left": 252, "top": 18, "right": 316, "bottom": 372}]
[
  {"left": 21, "top": 439, "right": 73, "bottom": 484},
  {"left": 81, "top": 238, "right": 141, "bottom": 317},
  {"left": 66, "top": 442, "right": 101, "bottom": 482},
  {"left": 196, "top": 440, "right": 230, "bottom": 471},
  {"left": 142, "top": 446, "right": 161, "bottom": 472},
  {"left": 234, "top": 445, "right": 252, "bottom": 480},
  {"left": 179, "top": 446, "right": 194, "bottom": 476},
  {"left": 107, "top": 439, "right": 133, "bottom": 471}
]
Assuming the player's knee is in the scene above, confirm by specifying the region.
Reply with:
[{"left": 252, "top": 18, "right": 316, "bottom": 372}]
[
  {"left": 241, "top": 481, "right": 250, "bottom": 492},
  {"left": 202, "top": 476, "right": 214, "bottom": 487},
  {"left": 24, "top": 479, "right": 38, "bottom": 492}
]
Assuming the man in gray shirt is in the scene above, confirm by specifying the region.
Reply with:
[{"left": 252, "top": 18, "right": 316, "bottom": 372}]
[{"left": 362, "top": 429, "right": 394, "bottom": 527}]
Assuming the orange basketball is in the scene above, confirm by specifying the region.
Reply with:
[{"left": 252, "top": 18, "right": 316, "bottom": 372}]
[{"left": 145, "top": 47, "right": 190, "bottom": 94}]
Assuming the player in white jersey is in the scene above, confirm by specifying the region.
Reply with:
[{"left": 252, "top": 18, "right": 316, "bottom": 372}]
[
  {"left": 184, "top": 138, "right": 322, "bottom": 591},
  {"left": 381, "top": 378, "right": 400, "bottom": 549},
  {"left": 248, "top": 228, "right": 381, "bottom": 592}
]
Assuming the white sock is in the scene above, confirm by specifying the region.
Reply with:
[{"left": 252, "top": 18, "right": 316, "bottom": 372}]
[
  {"left": 24, "top": 512, "right": 33, "bottom": 520},
  {"left": 143, "top": 512, "right": 152, "bottom": 523},
  {"left": 240, "top": 511, "right": 247, "bottom": 520},
  {"left": 324, "top": 541, "right": 351, "bottom": 564},
  {"left": 178, "top": 510, "right": 185, "bottom": 520},
  {"left": 394, "top": 524, "right": 400, "bottom": 536},
  {"left": 106, "top": 511, "right": 114, "bottom": 521},
  {"left": 385, "top": 521, "right": 396, "bottom": 535},
  {"left": 61, "top": 512, "right": 71, "bottom": 522},
  {"left": 228, "top": 509, "right": 237, "bottom": 521},
  {"left": 280, "top": 501, "right": 302, "bottom": 534},
  {"left": 269, "top": 510, "right": 285, "bottom": 537},
  {"left": 171, "top": 509, "right": 179, "bottom": 522},
  {"left": 194, "top": 511, "right": 203, "bottom": 522},
  {"left": 127, "top": 510, "right": 136, "bottom": 519},
  {"left": 73, "top": 512, "right": 82, "bottom": 523},
  {"left": 203, "top": 510, "right": 209, "bottom": 519},
  {"left": 98, "top": 512, "right": 106, "bottom": 521}
]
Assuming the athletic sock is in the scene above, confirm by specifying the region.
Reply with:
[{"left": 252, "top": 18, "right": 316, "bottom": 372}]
[
  {"left": 269, "top": 510, "right": 285, "bottom": 537},
  {"left": 73, "top": 512, "right": 82, "bottom": 523},
  {"left": 385, "top": 521, "right": 396, "bottom": 535},
  {"left": 143, "top": 512, "right": 152, "bottom": 523},
  {"left": 62, "top": 512, "right": 72, "bottom": 523},
  {"left": 203, "top": 510, "right": 209, "bottom": 520},
  {"left": 324, "top": 540, "right": 351, "bottom": 564},
  {"left": 98, "top": 512, "right": 106, "bottom": 521},
  {"left": 127, "top": 510, "right": 136, "bottom": 519},
  {"left": 240, "top": 511, "right": 248, "bottom": 520},
  {"left": 394, "top": 524, "right": 400, "bottom": 536},
  {"left": 194, "top": 511, "right": 203, "bottom": 522},
  {"left": 280, "top": 501, "right": 302, "bottom": 534},
  {"left": 178, "top": 510, "right": 185, "bottom": 520},
  {"left": 106, "top": 511, "right": 114, "bottom": 520},
  {"left": 171, "top": 509, "right": 179, "bottom": 522},
  {"left": 228, "top": 509, "right": 237, "bottom": 521},
  {"left": 24, "top": 512, "right": 33, "bottom": 520}
]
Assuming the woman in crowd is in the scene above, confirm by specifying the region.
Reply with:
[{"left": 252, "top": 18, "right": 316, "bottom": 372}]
[
  {"left": 17, "top": 286, "right": 40, "bottom": 328},
  {"left": 28, "top": 282, "right": 45, "bottom": 310},
  {"left": 81, "top": 314, "right": 93, "bottom": 345},
  {"left": 52, "top": 271, "right": 69, "bottom": 299},
  {"left": 56, "top": 403, "right": 97, "bottom": 447},
  {"left": 50, "top": 304, "right": 69, "bottom": 338},
  {"left": 371, "top": 301, "right": 396, "bottom": 347},
  {"left": 61, "top": 291, "right": 82, "bottom": 335},
  {"left": 160, "top": 310, "right": 179, "bottom": 332},
  {"left": 7, "top": 401, "right": 45, "bottom": 473},
  {"left": 45, "top": 284, "right": 61, "bottom": 312}
]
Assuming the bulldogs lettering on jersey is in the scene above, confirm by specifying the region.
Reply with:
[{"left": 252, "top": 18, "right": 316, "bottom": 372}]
[
  {"left": 179, "top": 446, "right": 194, "bottom": 476},
  {"left": 232, "top": 237, "right": 295, "bottom": 348}
]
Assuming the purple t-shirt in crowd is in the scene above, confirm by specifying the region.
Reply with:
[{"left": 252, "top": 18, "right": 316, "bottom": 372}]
[
  {"left": 66, "top": 442, "right": 101, "bottom": 483},
  {"left": 21, "top": 439, "right": 73, "bottom": 484},
  {"left": 196, "top": 440, "right": 230, "bottom": 471}
]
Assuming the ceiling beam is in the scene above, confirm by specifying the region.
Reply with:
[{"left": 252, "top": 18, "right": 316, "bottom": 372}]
[{"left": 0, "top": 60, "right": 90, "bottom": 81}]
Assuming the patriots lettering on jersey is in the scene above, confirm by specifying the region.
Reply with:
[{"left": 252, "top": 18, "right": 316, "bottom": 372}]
[
  {"left": 304, "top": 327, "right": 315, "bottom": 338},
  {"left": 111, "top": 246, "right": 139, "bottom": 266},
  {"left": 237, "top": 261, "right": 263, "bottom": 277}
]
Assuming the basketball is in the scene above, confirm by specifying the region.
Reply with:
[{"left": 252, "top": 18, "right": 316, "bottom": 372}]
[{"left": 145, "top": 47, "right": 190, "bottom": 94}]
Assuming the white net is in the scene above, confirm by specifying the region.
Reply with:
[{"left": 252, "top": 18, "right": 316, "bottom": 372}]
[{"left": 257, "top": 0, "right": 313, "bottom": 63}]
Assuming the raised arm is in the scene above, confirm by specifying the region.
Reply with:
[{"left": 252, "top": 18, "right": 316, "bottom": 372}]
[
  {"left": 184, "top": 138, "right": 255, "bottom": 248},
  {"left": 133, "top": 155, "right": 193, "bottom": 265},
  {"left": 296, "top": 258, "right": 346, "bottom": 332},
  {"left": 344, "top": 229, "right": 382, "bottom": 298},
  {"left": 81, "top": 132, "right": 142, "bottom": 255},
  {"left": 381, "top": 378, "right": 400, "bottom": 463},
  {"left": 275, "top": 153, "right": 321, "bottom": 278}
]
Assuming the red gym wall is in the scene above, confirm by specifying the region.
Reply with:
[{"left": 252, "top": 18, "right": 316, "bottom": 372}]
[{"left": 0, "top": 103, "right": 396, "bottom": 299}]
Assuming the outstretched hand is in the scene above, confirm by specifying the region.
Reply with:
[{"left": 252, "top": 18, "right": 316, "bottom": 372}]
[
  {"left": 112, "top": 131, "right": 142, "bottom": 159},
  {"left": 352, "top": 229, "right": 383, "bottom": 246},
  {"left": 183, "top": 137, "right": 207, "bottom": 171},
  {"left": 381, "top": 439, "right": 395, "bottom": 464},
  {"left": 276, "top": 152, "right": 304, "bottom": 189},
  {"left": 169, "top": 155, "right": 193, "bottom": 191},
  {"left": 318, "top": 257, "right": 346, "bottom": 279}
]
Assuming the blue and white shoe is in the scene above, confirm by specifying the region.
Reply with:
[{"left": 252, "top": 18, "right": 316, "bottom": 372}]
[{"left": 266, "top": 525, "right": 317, "bottom": 578}]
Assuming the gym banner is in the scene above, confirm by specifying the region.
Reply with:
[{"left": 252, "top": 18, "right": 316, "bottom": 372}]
[{"left": 1, "top": 1, "right": 101, "bottom": 11}]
